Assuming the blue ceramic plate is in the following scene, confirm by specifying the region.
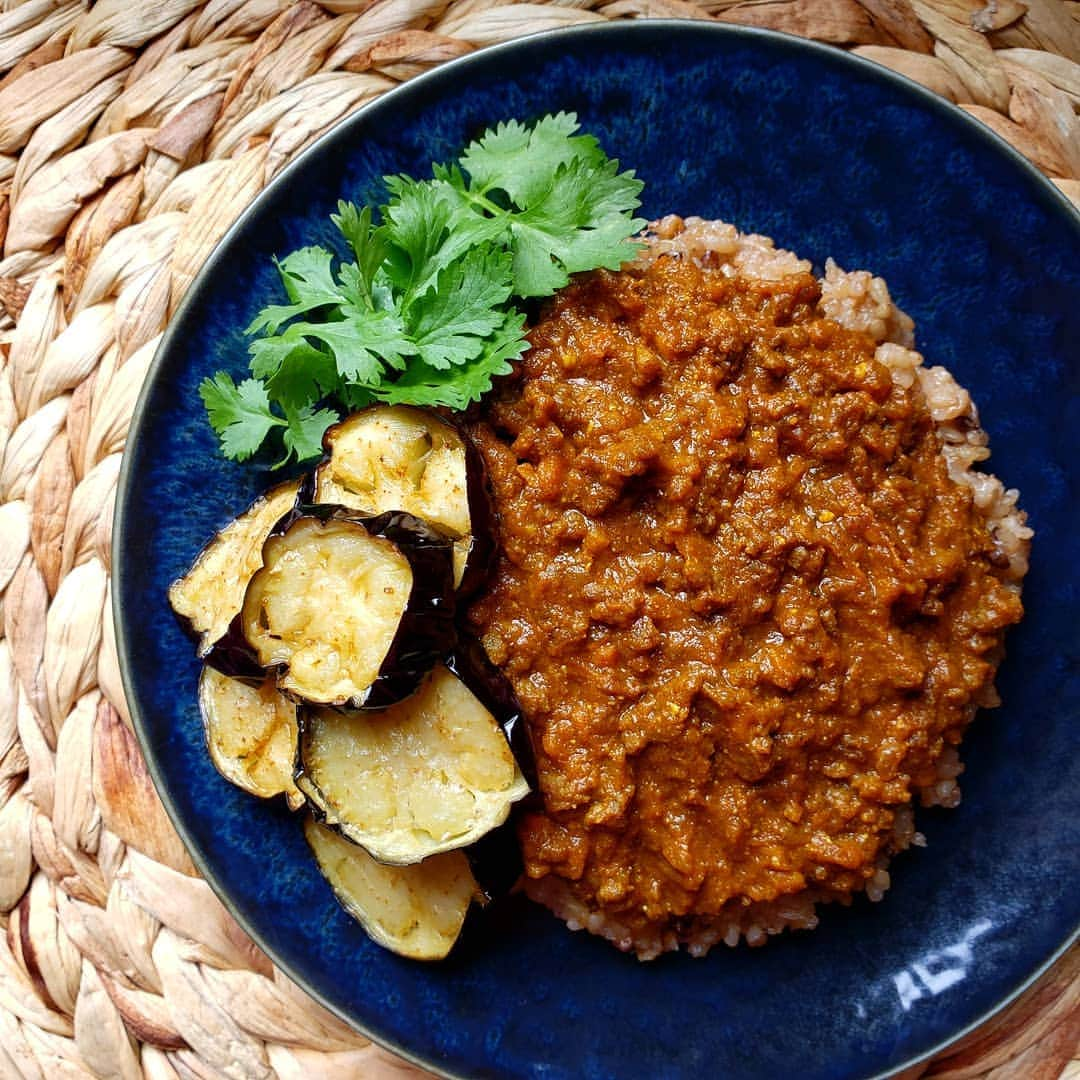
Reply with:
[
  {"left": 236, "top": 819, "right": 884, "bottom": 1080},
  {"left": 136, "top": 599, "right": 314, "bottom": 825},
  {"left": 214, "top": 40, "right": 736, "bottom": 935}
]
[{"left": 114, "top": 22, "right": 1080, "bottom": 1080}]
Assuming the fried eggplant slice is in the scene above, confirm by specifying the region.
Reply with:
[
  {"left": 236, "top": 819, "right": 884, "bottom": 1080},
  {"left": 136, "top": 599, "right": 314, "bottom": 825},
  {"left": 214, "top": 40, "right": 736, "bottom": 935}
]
[
  {"left": 238, "top": 507, "right": 456, "bottom": 708},
  {"left": 169, "top": 480, "right": 299, "bottom": 658},
  {"left": 198, "top": 666, "right": 303, "bottom": 808},
  {"left": 297, "top": 663, "right": 530, "bottom": 865},
  {"left": 303, "top": 818, "right": 479, "bottom": 960},
  {"left": 447, "top": 634, "right": 538, "bottom": 791},
  {"left": 313, "top": 406, "right": 497, "bottom": 595},
  {"left": 444, "top": 635, "right": 540, "bottom": 899}
]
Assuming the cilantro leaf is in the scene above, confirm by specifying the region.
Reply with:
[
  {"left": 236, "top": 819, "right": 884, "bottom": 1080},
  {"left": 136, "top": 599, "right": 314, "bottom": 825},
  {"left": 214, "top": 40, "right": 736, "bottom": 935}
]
[
  {"left": 379, "top": 178, "right": 450, "bottom": 300},
  {"left": 507, "top": 157, "right": 646, "bottom": 294},
  {"left": 382, "top": 176, "right": 500, "bottom": 301},
  {"left": 438, "top": 118, "right": 645, "bottom": 298},
  {"left": 281, "top": 404, "right": 339, "bottom": 465},
  {"left": 249, "top": 335, "right": 338, "bottom": 410},
  {"left": 406, "top": 246, "right": 515, "bottom": 369},
  {"left": 457, "top": 119, "right": 533, "bottom": 194},
  {"left": 460, "top": 112, "right": 605, "bottom": 207},
  {"left": 292, "top": 306, "right": 414, "bottom": 381},
  {"left": 199, "top": 373, "right": 283, "bottom": 462},
  {"left": 339, "top": 382, "right": 377, "bottom": 411},
  {"left": 204, "top": 114, "right": 649, "bottom": 466},
  {"left": 332, "top": 202, "right": 387, "bottom": 306},
  {"left": 247, "top": 247, "right": 343, "bottom": 335},
  {"left": 377, "top": 308, "right": 527, "bottom": 409}
]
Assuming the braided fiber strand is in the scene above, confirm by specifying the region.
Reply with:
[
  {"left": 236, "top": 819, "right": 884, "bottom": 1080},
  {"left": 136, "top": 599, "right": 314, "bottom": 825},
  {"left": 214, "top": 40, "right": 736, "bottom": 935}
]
[{"left": 0, "top": 1, "right": 1077, "bottom": 1076}]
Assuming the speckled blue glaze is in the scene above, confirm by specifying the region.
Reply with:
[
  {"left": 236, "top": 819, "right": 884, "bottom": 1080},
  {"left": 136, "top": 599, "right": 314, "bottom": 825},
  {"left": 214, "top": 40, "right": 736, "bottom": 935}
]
[{"left": 114, "top": 22, "right": 1080, "bottom": 1080}]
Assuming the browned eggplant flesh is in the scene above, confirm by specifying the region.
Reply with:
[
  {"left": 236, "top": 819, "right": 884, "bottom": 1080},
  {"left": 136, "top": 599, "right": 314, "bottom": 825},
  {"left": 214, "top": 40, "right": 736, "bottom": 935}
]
[
  {"left": 168, "top": 480, "right": 299, "bottom": 657},
  {"left": 304, "top": 817, "right": 480, "bottom": 960},
  {"left": 237, "top": 508, "right": 456, "bottom": 708},
  {"left": 296, "top": 663, "right": 529, "bottom": 865},
  {"left": 198, "top": 665, "right": 303, "bottom": 808},
  {"left": 313, "top": 405, "right": 496, "bottom": 595}
]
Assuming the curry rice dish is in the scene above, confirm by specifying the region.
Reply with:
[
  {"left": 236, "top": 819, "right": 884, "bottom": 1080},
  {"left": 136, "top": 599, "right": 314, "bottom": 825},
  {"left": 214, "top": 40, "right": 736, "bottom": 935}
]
[{"left": 466, "top": 216, "right": 1030, "bottom": 959}]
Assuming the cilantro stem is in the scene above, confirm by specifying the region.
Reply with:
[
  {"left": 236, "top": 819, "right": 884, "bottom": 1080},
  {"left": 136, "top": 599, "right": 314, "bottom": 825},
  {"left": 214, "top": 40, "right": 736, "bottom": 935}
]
[{"left": 458, "top": 187, "right": 508, "bottom": 219}]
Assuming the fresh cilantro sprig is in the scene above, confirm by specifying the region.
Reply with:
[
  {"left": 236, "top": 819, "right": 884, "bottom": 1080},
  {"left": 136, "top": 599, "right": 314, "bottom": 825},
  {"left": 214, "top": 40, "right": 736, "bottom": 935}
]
[{"left": 200, "top": 113, "right": 645, "bottom": 465}]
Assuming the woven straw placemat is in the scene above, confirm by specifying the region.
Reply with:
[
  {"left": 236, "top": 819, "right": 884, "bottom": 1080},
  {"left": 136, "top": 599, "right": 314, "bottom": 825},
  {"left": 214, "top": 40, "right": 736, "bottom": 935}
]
[{"left": 0, "top": 2, "right": 1077, "bottom": 1077}]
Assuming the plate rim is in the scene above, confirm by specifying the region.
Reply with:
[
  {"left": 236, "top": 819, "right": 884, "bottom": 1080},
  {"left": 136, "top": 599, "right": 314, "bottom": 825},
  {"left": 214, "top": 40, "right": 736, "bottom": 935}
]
[{"left": 112, "top": 19, "right": 1080, "bottom": 1080}]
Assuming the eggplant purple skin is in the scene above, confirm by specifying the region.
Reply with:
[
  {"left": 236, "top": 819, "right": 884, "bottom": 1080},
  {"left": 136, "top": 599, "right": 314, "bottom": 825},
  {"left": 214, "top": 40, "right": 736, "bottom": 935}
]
[
  {"left": 296, "top": 469, "right": 317, "bottom": 505},
  {"left": 206, "top": 504, "right": 458, "bottom": 711},
  {"left": 444, "top": 635, "right": 539, "bottom": 900},
  {"left": 203, "top": 617, "right": 266, "bottom": 681},
  {"left": 292, "top": 709, "right": 329, "bottom": 830},
  {"left": 464, "top": 815, "right": 525, "bottom": 902},
  {"left": 452, "top": 419, "right": 499, "bottom": 602},
  {"left": 445, "top": 634, "right": 538, "bottom": 794}
]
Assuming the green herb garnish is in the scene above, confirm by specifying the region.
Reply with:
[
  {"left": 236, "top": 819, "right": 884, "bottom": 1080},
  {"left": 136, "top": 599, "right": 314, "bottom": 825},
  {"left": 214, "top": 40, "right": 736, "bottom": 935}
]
[{"left": 200, "top": 113, "right": 645, "bottom": 465}]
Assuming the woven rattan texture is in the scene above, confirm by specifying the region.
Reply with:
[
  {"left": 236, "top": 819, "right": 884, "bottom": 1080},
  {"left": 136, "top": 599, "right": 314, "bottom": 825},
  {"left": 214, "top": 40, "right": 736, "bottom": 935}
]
[{"left": 0, "top": 1, "right": 1077, "bottom": 1077}]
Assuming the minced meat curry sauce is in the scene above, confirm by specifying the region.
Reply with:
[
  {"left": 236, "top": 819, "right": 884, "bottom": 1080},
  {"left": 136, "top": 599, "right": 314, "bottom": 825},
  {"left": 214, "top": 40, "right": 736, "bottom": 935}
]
[{"left": 466, "top": 252, "right": 1024, "bottom": 955}]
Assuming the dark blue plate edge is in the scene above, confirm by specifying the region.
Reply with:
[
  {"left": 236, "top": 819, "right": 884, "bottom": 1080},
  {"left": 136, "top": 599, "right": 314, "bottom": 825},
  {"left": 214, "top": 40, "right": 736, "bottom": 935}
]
[{"left": 111, "top": 20, "right": 1080, "bottom": 1080}]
